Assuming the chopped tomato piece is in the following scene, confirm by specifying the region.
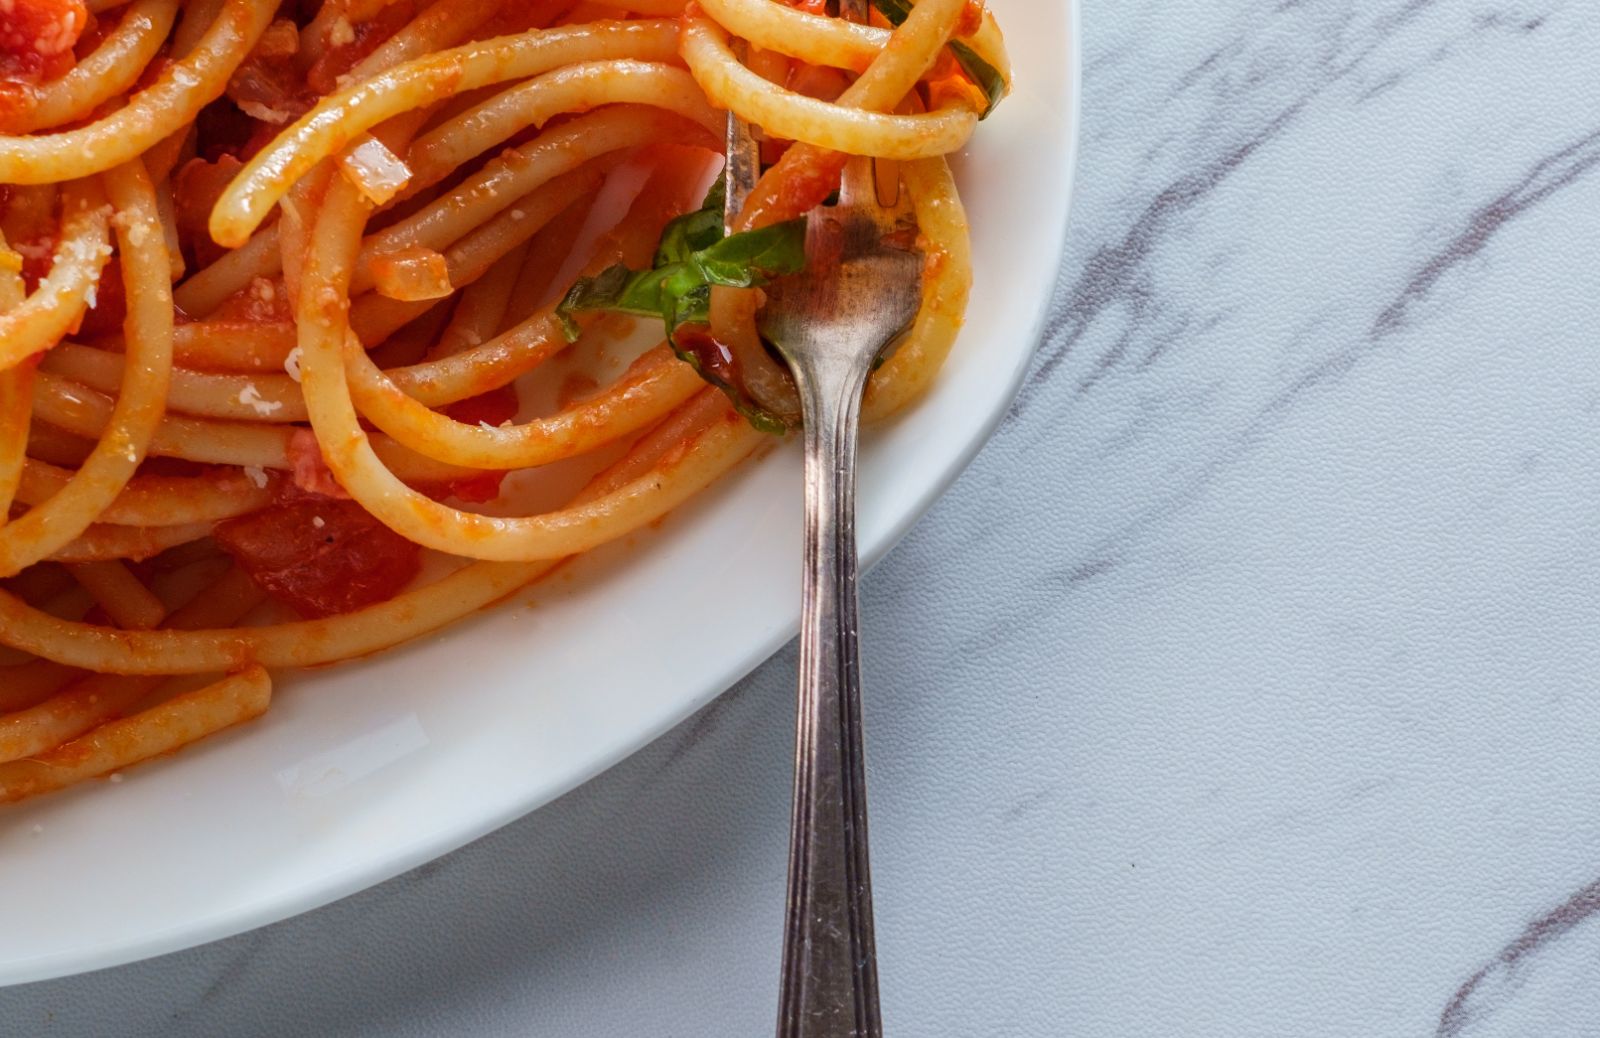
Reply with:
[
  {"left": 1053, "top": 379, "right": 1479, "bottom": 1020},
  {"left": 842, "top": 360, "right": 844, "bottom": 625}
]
[
  {"left": 213, "top": 497, "right": 421, "bottom": 618},
  {"left": 0, "top": 0, "right": 87, "bottom": 85},
  {"left": 286, "top": 427, "right": 351, "bottom": 499},
  {"left": 774, "top": 149, "right": 847, "bottom": 220},
  {"left": 174, "top": 155, "right": 245, "bottom": 266},
  {"left": 741, "top": 146, "right": 847, "bottom": 229}
]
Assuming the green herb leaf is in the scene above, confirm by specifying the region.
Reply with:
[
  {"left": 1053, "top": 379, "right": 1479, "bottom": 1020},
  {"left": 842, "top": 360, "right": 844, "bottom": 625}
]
[
  {"left": 871, "top": 0, "right": 913, "bottom": 24},
  {"left": 867, "top": 0, "right": 1007, "bottom": 119},
  {"left": 668, "top": 284, "right": 711, "bottom": 330},
  {"left": 700, "top": 170, "right": 727, "bottom": 217},
  {"left": 556, "top": 263, "right": 662, "bottom": 342},
  {"left": 554, "top": 176, "right": 808, "bottom": 432},
  {"left": 654, "top": 173, "right": 729, "bottom": 265},
  {"left": 693, "top": 219, "right": 807, "bottom": 287},
  {"left": 948, "top": 40, "right": 1005, "bottom": 119}
]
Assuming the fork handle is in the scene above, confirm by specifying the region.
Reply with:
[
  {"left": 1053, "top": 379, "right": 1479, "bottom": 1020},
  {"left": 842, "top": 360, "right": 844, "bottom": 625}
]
[{"left": 778, "top": 349, "right": 883, "bottom": 1038}]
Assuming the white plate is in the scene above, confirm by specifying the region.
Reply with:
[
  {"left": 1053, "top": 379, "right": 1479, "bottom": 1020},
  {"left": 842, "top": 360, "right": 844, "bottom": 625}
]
[{"left": 0, "top": 0, "right": 1079, "bottom": 986}]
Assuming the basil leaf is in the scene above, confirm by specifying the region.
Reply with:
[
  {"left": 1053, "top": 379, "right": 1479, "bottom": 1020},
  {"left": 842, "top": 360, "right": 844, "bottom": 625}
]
[
  {"left": 562, "top": 263, "right": 632, "bottom": 310},
  {"left": 654, "top": 209, "right": 722, "bottom": 266},
  {"left": 669, "top": 283, "right": 711, "bottom": 330},
  {"left": 949, "top": 41, "right": 1005, "bottom": 119},
  {"left": 555, "top": 265, "right": 631, "bottom": 340},
  {"left": 553, "top": 179, "right": 806, "bottom": 433},
  {"left": 693, "top": 219, "right": 807, "bottom": 287},
  {"left": 699, "top": 171, "right": 727, "bottom": 219},
  {"left": 867, "top": 0, "right": 1007, "bottom": 119},
  {"left": 655, "top": 172, "right": 731, "bottom": 265},
  {"left": 871, "top": 0, "right": 913, "bottom": 24},
  {"left": 556, "top": 263, "right": 670, "bottom": 341}
]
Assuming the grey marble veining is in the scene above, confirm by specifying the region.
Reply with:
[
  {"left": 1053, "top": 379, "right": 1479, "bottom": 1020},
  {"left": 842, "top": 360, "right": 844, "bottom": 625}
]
[{"left": 10, "top": 0, "right": 1600, "bottom": 1034}]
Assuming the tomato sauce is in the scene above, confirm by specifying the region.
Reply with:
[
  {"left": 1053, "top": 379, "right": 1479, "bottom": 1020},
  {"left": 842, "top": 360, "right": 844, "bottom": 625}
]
[
  {"left": 304, "top": 0, "right": 415, "bottom": 94},
  {"left": 670, "top": 323, "right": 740, "bottom": 387},
  {"left": 422, "top": 389, "right": 518, "bottom": 504}
]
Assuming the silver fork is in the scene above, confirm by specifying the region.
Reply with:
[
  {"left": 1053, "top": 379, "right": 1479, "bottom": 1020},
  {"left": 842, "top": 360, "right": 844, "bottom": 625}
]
[{"left": 724, "top": 67, "right": 924, "bottom": 1038}]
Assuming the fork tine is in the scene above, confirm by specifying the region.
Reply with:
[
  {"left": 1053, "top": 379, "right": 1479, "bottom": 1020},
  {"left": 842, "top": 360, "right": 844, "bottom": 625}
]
[
  {"left": 880, "top": 162, "right": 917, "bottom": 220},
  {"left": 834, "top": 0, "right": 903, "bottom": 211},
  {"left": 723, "top": 45, "right": 762, "bottom": 233},
  {"left": 838, "top": 155, "right": 876, "bottom": 208}
]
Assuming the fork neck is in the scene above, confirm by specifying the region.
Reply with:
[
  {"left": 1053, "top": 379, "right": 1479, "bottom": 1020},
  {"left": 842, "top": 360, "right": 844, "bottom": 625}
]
[{"left": 793, "top": 350, "right": 875, "bottom": 483}]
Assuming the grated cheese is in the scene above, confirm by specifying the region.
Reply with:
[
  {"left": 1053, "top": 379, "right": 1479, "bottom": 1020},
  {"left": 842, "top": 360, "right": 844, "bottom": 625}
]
[{"left": 236, "top": 383, "right": 283, "bottom": 416}]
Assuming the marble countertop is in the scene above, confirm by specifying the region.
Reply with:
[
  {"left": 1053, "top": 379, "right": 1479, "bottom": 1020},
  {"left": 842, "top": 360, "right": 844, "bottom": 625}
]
[{"left": 10, "top": 0, "right": 1600, "bottom": 1034}]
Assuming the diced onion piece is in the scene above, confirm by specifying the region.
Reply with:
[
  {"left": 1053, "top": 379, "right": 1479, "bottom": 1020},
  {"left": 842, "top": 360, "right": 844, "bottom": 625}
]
[
  {"left": 368, "top": 244, "right": 452, "bottom": 302},
  {"left": 338, "top": 133, "right": 413, "bottom": 205}
]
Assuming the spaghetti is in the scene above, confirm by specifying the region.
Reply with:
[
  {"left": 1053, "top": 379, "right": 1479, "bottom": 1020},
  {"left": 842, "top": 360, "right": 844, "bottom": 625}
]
[{"left": 0, "top": 0, "right": 1006, "bottom": 804}]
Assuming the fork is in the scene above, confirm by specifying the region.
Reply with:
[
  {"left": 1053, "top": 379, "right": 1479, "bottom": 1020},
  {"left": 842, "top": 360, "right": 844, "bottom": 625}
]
[{"left": 724, "top": 53, "right": 925, "bottom": 1038}]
